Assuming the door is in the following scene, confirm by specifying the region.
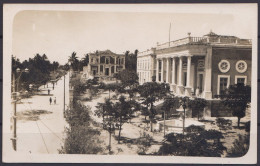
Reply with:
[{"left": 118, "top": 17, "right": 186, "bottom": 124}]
[
  {"left": 199, "top": 74, "right": 203, "bottom": 93},
  {"left": 105, "top": 68, "right": 109, "bottom": 76},
  {"left": 183, "top": 72, "right": 187, "bottom": 86},
  {"left": 93, "top": 70, "right": 96, "bottom": 76}
]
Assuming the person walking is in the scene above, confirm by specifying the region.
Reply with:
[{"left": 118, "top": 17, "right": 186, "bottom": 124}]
[
  {"left": 49, "top": 97, "right": 52, "bottom": 105},
  {"left": 48, "top": 89, "right": 50, "bottom": 95},
  {"left": 54, "top": 97, "right": 56, "bottom": 105}
]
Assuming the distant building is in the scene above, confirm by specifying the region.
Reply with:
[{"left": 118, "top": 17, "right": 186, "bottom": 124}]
[
  {"left": 137, "top": 48, "right": 156, "bottom": 84},
  {"left": 82, "top": 50, "right": 125, "bottom": 82},
  {"left": 138, "top": 31, "right": 252, "bottom": 100}
]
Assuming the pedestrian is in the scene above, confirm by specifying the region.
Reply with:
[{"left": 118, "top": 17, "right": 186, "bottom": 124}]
[
  {"left": 48, "top": 89, "right": 50, "bottom": 95},
  {"left": 54, "top": 97, "right": 56, "bottom": 105},
  {"left": 49, "top": 97, "right": 52, "bottom": 105}
]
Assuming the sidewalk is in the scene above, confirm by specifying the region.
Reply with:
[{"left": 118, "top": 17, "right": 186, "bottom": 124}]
[{"left": 13, "top": 74, "right": 69, "bottom": 154}]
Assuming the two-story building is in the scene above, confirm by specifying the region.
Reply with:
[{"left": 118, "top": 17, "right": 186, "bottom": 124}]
[
  {"left": 138, "top": 31, "right": 251, "bottom": 99},
  {"left": 83, "top": 50, "right": 125, "bottom": 82},
  {"left": 138, "top": 31, "right": 251, "bottom": 116}
]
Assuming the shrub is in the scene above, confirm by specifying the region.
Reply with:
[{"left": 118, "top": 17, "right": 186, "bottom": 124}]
[
  {"left": 59, "top": 125, "right": 103, "bottom": 154},
  {"left": 227, "top": 134, "right": 249, "bottom": 157},
  {"left": 61, "top": 100, "right": 103, "bottom": 154},
  {"left": 216, "top": 118, "right": 232, "bottom": 130},
  {"left": 158, "top": 129, "right": 226, "bottom": 157},
  {"left": 244, "top": 121, "right": 250, "bottom": 132},
  {"left": 184, "top": 125, "right": 204, "bottom": 133},
  {"left": 136, "top": 131, "right": 153, "bottom": 155}
]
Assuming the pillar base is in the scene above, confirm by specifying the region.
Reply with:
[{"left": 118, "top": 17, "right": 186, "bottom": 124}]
[
  {"left": 203, "top": 91, "right": 212, "bottom": 100},
  {"left": 177, "top": 85, "right": 184, "bottom": 95},
  {"left": 185, "top": 86, "right": 192, "bottom": 97},
  {"left": 171, "top": 84, "right": 177, "bottom": 93}
]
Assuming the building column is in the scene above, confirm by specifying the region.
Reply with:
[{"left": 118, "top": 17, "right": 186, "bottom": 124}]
[
  {"left": 156, "top": 59, "right": 159, "bottom": 82},
  {"left": 171, "top": 57, "right": 176, "bottom": 93},
  {"left": 109, "top": 66, "right": 111, "bottom": 77},
  {"left": 203, "top": 48, "right": 213, "bottom": 99},
  {"left": 177, "top": 57, "right": 184, "bottom": 95},
  {"left": 166, "top": 58, "right": 170, "bottom": 83},
  {"left": 185, "top": 56, "right": 192, "bottom": 96},
  {"left": 161, "top": 59, "right": 164, "bottom": 82}
]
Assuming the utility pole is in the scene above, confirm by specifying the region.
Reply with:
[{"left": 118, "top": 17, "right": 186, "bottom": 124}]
[
  {"left": 63, "top": 74, "right": 65, "bottom": 118},
  {"left": 11, "top": 73, "right": 17, "bottom": 151},
  {"left": 169, "top": 22, "right": 171, "bottom": 47},
  {"left": 164, "top": 111, "right": 166, "bottom": 137}
]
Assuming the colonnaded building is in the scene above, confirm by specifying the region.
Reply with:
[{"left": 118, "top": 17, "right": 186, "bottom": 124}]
[
  {"left": 137, "top": 31, "right": 251, "bottom": 116},
  {"left": 82, "top": 50, "right": 125, "bottom": 82}
]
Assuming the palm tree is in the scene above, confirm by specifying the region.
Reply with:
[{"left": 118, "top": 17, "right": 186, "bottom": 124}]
[{"left": 68, "top": 52, "right": 79, "bottom": 71}]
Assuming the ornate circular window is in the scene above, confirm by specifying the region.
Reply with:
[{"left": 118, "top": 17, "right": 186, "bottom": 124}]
[
  {"left": 236, "top": 60, "right": 247, "bottom": 73},
  {"left": 218, "top": 60, "right": 230, "bottom": 73}
]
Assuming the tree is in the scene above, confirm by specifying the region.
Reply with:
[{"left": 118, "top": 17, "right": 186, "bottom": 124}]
[
  {"left": 68, "top": 52, "right": 79, "bottom": 71},
  {"left": 79, "top": 54, "right": 89, "bottom": 71},
  {"left": 138, "top": 82, "right": 170, "bottom": 132},
  {"left": 95, "top": 99, "right": 113, "bottom": 129},
  {"left": 104, "top": 83, "right": 124, "bottom": 99},
  {"left": 125, "top": 50, "right": 137, "bottom": 71},
  {"left": 188, "top": 97, "right": 207, "bottom": 121},
  {"left": 114, "top": 96, "right": 131, "bottom": 143},
  {"left": 158, "top": 128, "right": 226, "bottom": 156},
  {"left": 162, "top": 95, "right": 180, "bottom": 136},
  {"left": 61, "top": 100, "right": 103, "bottom": 154},
  {"left": 115, "top": 69, "right": 139, "bottom": 88},
  {"left": 94, "top": 99, "right": 115, "bottom": 152},
  {"left": 219, "top": 84, "right": 251, "bottom": 127}
]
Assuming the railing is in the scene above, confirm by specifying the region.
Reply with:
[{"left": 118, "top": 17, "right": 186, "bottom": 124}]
[
  {"left": 155, "top": 37, "right": 252, "bottom": 50},
  {"left": 138, "top": 49, "right": 155, "bottom": 56}
]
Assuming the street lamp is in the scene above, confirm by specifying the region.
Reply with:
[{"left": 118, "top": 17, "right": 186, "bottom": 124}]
[{"left": 12, "top": 67, "right": 29, "bottom": 151}]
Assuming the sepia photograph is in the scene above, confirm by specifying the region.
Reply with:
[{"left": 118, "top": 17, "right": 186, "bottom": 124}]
[{"left": 2, "top": 3, "right": 257, "bottom": 164}]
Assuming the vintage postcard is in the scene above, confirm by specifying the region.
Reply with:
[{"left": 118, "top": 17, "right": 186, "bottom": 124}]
[{"left": 2, "top": 3, "right": 257, "bottom": 164}]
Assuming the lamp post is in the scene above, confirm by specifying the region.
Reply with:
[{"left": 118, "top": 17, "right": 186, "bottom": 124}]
[{"left": 12, "top": 67, "right": 29, "bottom": 151}]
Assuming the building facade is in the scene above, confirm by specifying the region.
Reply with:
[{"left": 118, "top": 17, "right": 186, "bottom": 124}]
[
  {"left": 137, "top": 31, "right": 252, "bottom": 100},
  {"left": 83, "top": 50, "right": 125, "bottom": 82},
  {"left": 137, "top": 48, "right": 156, "bottom": 84}
]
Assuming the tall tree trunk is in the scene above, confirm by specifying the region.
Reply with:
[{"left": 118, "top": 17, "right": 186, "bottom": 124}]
[
  {"left": 150, "top": 103, "right": 154, "bottom": 132},
  {"left": 150, "top": 119, "right": 153, "bottom": 132},
  {"left": 237, "top": 117, "right": 241, "bottom": 128},
  {"left": 118, "top": 118, "right": 122, "bottom": 143}
]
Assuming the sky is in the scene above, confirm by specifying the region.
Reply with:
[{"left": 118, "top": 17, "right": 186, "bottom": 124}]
[{"left": 12, "top": 8, "right": 255, "bottom": 65}]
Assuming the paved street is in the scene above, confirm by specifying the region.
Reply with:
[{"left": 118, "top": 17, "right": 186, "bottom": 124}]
[{"left": 13, "top": 74, "right": 69, "bottom": 154}]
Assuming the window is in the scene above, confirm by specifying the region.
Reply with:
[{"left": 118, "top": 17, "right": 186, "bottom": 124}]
[
  {"left": 235, "top": 75, "right": 247, "bottom": 85},
  {"left": 236, "top": 60, "right": 247, "bottom": 73},
  {"left": 218, "top": 60, "right": 230, "bottom": 73},
  {"left": 91, "top": 58, "right": 93, "bottom": 63},
  {"left": 105, "top": 58, "right": 109, "bottom": 64},
  {"left": 159, "top": 60, "right": 162, "bottom": 71},
  {"left": 111, "top": 66, "right": 114, "bottom": 73},
  {"left": 100, "top": 65, "right": 103, "bottom": 73},
  {"left": 217, "top": 75, "right": 230, "bottom": 95}
]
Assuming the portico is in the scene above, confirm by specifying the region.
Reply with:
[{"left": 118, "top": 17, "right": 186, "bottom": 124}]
[{"left": 155, "top": 50, "right": 212, "bottom": 99}]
